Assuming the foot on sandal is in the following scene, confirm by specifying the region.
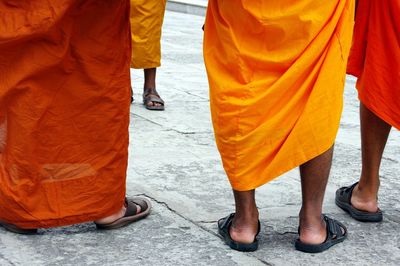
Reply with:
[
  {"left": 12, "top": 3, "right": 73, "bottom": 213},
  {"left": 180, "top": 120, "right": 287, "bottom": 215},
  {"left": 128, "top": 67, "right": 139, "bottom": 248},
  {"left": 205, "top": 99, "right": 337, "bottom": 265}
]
[
  {"left": 218, "top": 213, "right": 260, "bottom": 252},
  {"left": 143, "top": 87, "right": 164, "bottom": 111},
  {"left": 95, "top": 197, "right": 151, "bottom": 230},
  {"left": 335, "top": 182, "right": 382, "bottom": 222},
  {"left": 0, "top": 221, "right": 37, "bottom": 235},
  {"left": 295, "top": 215, "right": 347, "bottom": 253}
]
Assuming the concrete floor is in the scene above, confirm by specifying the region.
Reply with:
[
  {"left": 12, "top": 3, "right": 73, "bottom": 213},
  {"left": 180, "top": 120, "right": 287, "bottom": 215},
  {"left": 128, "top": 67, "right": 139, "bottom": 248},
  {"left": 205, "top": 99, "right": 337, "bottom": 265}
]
[{"left": 1, "top": 10, "right": 399, "bottom": 266}]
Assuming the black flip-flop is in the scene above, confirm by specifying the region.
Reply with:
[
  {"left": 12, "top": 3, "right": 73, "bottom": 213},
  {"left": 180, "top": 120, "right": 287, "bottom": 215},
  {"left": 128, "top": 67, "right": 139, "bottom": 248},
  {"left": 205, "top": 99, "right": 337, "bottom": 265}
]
[
  {"left": 218, "top": 213, "right": 260, "bottom": 252},
  {"left": 0, "top": 221, "right": 37, "bottom": 235},
  {"left": 295, "top": 215, "right": 347, "bottom": 253},
  {"left": 335, "top": 182, "right": 382, "bottom": 222}
]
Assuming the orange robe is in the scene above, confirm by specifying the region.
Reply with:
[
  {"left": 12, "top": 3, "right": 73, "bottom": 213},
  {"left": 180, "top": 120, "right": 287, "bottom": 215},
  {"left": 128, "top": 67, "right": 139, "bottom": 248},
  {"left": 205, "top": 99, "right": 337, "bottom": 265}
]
[
  {"left": 347, "top": 0, "right": 400, "bottom": 129},
  {"left": 0, "top": 0, "right": 131, "bottom": 228},
  {"left": 204, "top": 0, "right": 355, "bottom": 191},
  {"left": 130, "top": 0, "right": 166, "bottom": 69}
]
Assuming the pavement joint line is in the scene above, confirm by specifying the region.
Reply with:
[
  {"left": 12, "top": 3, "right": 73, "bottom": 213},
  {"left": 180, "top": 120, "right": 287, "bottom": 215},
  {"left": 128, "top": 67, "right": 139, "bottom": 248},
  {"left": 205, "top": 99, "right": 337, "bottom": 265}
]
[
  {"left": 131, "top": 113, "right": 165, "bottom": 127},
  {"left": 197, "top": 220, "right": 218, "bottom": 224},
  {"left": 382, "top": 156, "right": 399, "bottom": 163},
  {"left": 135, "top": 193, "right": 272, "bottom": 265},
  {"left": 135, "top": 192, "right": 221, "bottom": 237},
  {"left": 384, "top": 216, "right": 400, "bottom": 224},
  {"left": 166, "top": 1, "right": 207, "bottom": 17},
  {"left": 0, "top": 254, "right": 16, "bottom": 266},
  {"left": 175, "top": 90, "right": 209, "bottom": 101},
  {"left": 131, "top": 113, "right": 212, "bottom": 135},
  {"left": 276, "top": 231, "right": 297, "bottom": 236},
  {"left": 167, "top": 0, "right": 207, "bottom": 8}
]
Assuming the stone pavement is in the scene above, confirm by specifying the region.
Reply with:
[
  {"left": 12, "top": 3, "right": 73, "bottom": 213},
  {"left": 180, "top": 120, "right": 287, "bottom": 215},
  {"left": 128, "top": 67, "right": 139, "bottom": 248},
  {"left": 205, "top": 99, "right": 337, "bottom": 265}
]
[{"left": 1, "top": 10, "right": 400, "bottom": 266}]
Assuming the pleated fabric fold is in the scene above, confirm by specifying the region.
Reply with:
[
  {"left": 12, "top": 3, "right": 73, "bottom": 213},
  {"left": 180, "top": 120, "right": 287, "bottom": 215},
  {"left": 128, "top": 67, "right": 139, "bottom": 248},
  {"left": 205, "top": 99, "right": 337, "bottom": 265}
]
[
  {"left": 347, "top": 0, "right": 400, "bottom": 129},
  {"left": 0, "top": 0, "right": 131, "bottom": 228},
  {"left": 204, "top": 0, "right": 355, "bottom": 190},
  {"left": 130, "top": 0, "right": 166, "bottom": 69}
]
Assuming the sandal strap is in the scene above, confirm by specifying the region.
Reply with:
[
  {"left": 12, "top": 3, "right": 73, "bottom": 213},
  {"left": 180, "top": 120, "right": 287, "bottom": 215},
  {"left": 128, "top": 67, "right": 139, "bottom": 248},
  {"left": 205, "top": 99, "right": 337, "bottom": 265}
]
[
  {"left": 143, "top": 88, "right": 164, "bottom": 104},
  {"left": 323, "top": 215, "right": 346, "bottom": 238},
  {"left": 124, "top": 198, "right": 148, "bottom": 217},
  {"left": 344, "top": 182, "right": 359, "bottom": 194},
  {"left": 146, "top": 96, "right": 164, "bottom": 105},
  {"left": 219, "top": 213, "right": 260, "bottom": 237},
  {"left": 337, "top": 182, "right": 359, "bottom": 203},
  {"left": 219, "top": 213, "right": 235, "bottom": 229},
  {"left": 143, "top": 87, "right": 159, "bottom": 97}
]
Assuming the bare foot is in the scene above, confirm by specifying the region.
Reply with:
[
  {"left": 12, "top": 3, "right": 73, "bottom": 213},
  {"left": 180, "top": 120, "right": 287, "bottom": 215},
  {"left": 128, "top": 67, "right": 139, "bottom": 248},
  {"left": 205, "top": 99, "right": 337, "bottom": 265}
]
[
  {"left": 299, "top": 215, "right": 346, "bottom": 245},
  {"left": 143, "top": 87, "right": 164, "bottom": 109},
  {"left": 351, "top": 183, "right": 379, "bottom": 213},
  {"left": 229, "top": 213, "right": 259, "bottom": 244},
  {"left": 94, "top": 203, "right": 141, "bottom": 225},
  {"left": 299, "top": 215, "right": 326, "bottom": 245}
]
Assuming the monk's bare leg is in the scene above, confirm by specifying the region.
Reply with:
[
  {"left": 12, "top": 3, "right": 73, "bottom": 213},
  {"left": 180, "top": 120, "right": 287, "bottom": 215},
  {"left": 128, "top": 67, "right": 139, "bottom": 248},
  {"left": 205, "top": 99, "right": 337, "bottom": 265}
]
[
  {"left": 144, "top": 68, "right": 162, "bottom": 108},
  {"left": 230, "top": 189, "right": 259, "bottom": 243},
  {"left": 299, "top": 147, "right": 333, "bottom": 244},
  {"left": 351, "top": 103, "right": 391, "bottom": 212},
  {"left": 144, "top": 68, "right": 156, "bottom": 89}
]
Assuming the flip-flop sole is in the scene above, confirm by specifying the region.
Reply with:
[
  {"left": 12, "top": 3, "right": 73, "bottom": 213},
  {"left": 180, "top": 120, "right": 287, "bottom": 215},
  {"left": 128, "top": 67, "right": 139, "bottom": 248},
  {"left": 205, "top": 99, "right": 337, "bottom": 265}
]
[
  {"left": 295, "top": 235, "right": 346, "bottom": 253},
  {"left": 218, "top": 226, "right": 258, "bottom": 252},
  {"left": 217, "top": 214, "right": 259, "bottom": 252},
  {"left": 0, "top": 222, "right": 37, "bottom": 235},
  {"left": 145, "top": 105, "right": 165, "bottom": 111},
  {"left": 335, "top": 198, "right": 382, "bottom": 222}
]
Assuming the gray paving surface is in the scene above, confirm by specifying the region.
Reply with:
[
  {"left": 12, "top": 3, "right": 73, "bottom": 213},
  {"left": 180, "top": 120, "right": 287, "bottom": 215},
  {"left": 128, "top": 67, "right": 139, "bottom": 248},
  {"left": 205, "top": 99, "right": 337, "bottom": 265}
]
[{"left": 1, "top": 10, "right": 400, "bottom": 266}]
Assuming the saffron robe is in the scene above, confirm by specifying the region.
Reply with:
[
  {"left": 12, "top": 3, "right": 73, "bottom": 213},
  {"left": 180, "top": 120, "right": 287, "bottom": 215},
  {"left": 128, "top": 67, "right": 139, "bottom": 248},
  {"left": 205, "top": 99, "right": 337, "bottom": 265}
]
[
  {"left": 130, "top": 0, "right": 166, "bottom": 69},
  {"left": 347, "top": 0, "right": 400, "bottom": 129},
  {"left": 204, "top": 0, "right": 355, "bottom": 191},
  {"left": 0, "top": 0, "right": 131, "bottom": 228}
]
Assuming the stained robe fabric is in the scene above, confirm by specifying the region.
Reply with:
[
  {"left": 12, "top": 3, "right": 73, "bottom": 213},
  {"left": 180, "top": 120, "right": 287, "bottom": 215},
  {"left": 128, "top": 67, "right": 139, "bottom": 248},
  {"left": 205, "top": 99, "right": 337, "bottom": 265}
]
[
  {"left": 0, "top": 0, "right": 131, "bottom": 228},
  {"left": 347, "top": 0, "right": 400, "bottom": 129},
  {"left": 130, "top": 0, "right": 166, "bottom": 69},
  {"left": 204, "top": 0, "right": 355, "bottom": 191}
]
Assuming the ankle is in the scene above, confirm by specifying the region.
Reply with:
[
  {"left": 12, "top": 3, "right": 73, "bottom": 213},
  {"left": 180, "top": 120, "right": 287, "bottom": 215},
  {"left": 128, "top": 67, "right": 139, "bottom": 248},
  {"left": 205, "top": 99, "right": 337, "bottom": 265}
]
[
  {"left": 299, "top": 207, "right": 322, "bottom": 222},
  {"left": 354, "top": 182, "right": 379, "bottom": 201},
  {"left": 351, "top": 184, "right": 379, "bottom": 212},
  {"left": 353, "top": 179, "right": 380, "bottom": 198},
  {"left": 298, "top": 216, "right": 326, "bottom": 245},
  {"left": 230, "top": 212, "right": 259, "bottom": 244},
  {"left": 234, "top": 209, "right": 259, "bottom": 223}
]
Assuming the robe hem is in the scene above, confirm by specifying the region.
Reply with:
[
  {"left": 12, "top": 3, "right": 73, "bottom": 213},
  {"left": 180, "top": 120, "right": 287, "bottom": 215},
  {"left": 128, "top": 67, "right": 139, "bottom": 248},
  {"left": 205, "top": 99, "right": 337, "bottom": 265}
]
[
  {"left": 229, "top": 140, "right": 336, "bottom": 191},
  {"left": 0, "top": 202, "right": 124, "bottom": 229}
]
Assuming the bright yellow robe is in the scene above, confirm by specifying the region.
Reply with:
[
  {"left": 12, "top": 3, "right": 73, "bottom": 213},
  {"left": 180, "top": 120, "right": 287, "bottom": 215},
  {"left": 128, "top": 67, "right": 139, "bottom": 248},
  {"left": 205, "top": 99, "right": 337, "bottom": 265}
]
[
  {"left": 130, "top": 0, "right": 166, "bottom": 69},
  {"left": 204, "top": 0, "right": 355, "bottom": 191}
]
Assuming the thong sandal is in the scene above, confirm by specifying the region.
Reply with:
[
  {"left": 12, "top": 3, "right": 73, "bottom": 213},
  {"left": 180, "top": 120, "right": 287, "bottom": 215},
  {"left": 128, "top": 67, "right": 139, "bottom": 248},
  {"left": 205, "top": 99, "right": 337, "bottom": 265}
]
[
  {"left": 95, "top": 197, "right": 151, "bottom": 230},
  {"left": 143, "top": 87, "right": 164, "bottom": 111},
  {"left": 295, "top": 215, "right": 347, "bottom": 253},
  {"left": 218, "top": 213, "right": 260, "bottom": 252},
  {"left": 335, "top": 182, "right": 382, "bottom": 222},
  {"left": 0, "top": 221, "right": 37, "bottom": 235}
]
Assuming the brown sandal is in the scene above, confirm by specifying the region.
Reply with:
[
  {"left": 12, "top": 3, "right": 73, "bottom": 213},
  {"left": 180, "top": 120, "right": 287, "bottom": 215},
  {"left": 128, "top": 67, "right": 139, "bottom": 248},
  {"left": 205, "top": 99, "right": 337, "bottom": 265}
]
[
  {"left": 143, "top": 87, "right": 165, "bottom": 111},
  {"left": 95, "top": 197, "right": 151, "bottom": 230},
  {"left": 0, "top": 221, "right": 38, "bottom": 235}
]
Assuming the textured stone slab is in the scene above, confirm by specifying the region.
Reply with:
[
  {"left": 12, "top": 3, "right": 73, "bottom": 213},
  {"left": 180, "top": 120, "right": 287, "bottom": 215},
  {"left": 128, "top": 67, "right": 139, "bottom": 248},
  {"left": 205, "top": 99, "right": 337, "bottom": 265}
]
[{"left": 0, "top": 200, "right": 265, "bottom": 266}]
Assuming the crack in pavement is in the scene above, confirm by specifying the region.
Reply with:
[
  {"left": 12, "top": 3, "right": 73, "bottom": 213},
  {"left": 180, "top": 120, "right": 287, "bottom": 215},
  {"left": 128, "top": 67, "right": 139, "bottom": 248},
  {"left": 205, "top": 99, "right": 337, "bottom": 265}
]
[
  {"left": 135, "top": 193, "right": 272, "bottom": 265},
  {"left": 131, "top": 113, "right": 212, "bottom": 135},
  {"left": 0, "top": 253, "right": 16, "bottom": 266},
  {"left": 384, "top": 216, "right": 400, "bottom": 224}
]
